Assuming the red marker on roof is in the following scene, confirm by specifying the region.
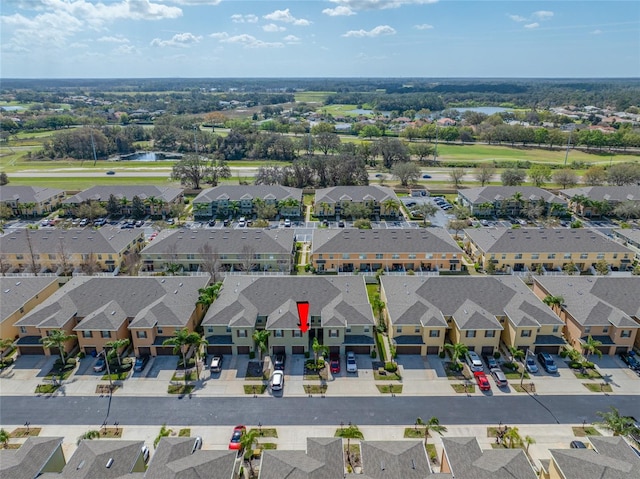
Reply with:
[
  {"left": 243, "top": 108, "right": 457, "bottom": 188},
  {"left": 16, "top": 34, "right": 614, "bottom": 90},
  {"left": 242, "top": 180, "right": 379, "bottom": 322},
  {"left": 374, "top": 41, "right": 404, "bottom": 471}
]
[{"left": 297, "top": 301, "right": 309, "bottom": 334}]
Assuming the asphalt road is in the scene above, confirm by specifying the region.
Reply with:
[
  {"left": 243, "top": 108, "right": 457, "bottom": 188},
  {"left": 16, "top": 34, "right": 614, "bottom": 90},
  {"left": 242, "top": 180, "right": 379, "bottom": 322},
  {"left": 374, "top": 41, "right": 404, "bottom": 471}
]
[{"left": 2, "top": 395, "right": 638, "bottom": 427}]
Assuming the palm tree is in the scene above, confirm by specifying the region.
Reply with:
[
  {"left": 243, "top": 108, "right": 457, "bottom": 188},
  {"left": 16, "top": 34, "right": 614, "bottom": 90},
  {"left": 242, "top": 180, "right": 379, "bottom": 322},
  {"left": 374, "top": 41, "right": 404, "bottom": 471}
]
[
  {"left": 381, "top": 199, "right": 400, "bottom": 218},
  {"left": 416, "top": 416, "right": 447, "bottom": 447},
  {"left": 510, "top": 192, "right": 524, "bottom": 215},
  {"left": 0, "top": 428, "right": 9, "bottom": 448},
  {"left": 312, "top": 337, "right": 329, "bottom": 368},
  {"left": 105, "top": 338, "right": 130, "bottom": 368},
  {"left": 0, "top": 338, "right": 14, "bottom": 356},
  {"left": 444, "top": 342, "right": 468, "bottom": 370},
  {"left": 40, "top": 329, "right": 77, "bottom": 367},
  {"left": 240, "top": 428, "right": 260, "bottom": 477},
  {"left": 196, "top": 282, "right": 223, "bottom": 309},
  {"left": 252, "top": 330, "right": 270, "bottom": 361},
  {"left": 508, "top": 346, "right": 525, "bottom": 363},
  {"left": 543, "top": 295, "right": 564, "bottom": 313},
  {"left": 318, "top": 202, "right": 330, "bottom": 218},
  {"left": 371, "top": 293, "right": 386, "bottom": 331},
  {"left": 524, "top": 435, "right": 536, "bottom": 455},
  {"left": 504, "top": 426, "right": 523, "bottom": 449},
  {"left": 596, "top": 407, "right": 638, "bottom": 436},
  {"left": 192, "top": 335, "right": 209, "bottom": 380},
  {"left": 163, "top": 329, "right": 202, "bottom": 384},
  {"left": 77, "top": 430, "right": 100, "bottom": 445},
  {"left": 582, "top": 335, "right": 603, "bottom": 364}
]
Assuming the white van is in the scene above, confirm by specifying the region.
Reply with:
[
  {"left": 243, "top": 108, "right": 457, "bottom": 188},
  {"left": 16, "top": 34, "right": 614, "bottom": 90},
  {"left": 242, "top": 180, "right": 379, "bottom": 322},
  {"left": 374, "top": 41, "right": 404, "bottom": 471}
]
[{"left": 465, "top": 351, "right": 484, "bottom": 372}]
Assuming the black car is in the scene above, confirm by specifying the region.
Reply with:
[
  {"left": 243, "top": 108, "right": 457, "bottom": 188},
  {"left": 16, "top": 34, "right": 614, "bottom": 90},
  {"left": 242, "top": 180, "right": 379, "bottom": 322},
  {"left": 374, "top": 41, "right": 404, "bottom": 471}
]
[
  {"left": 338, "top": 220, "right": 345, "bottom": 228},
  {"left": 619, "top": 351, "right": 640, "bottom": 370},
  {"left": 134, "top": 355, "right": 150, "bottom": 372},
  {"left": 223, "top": 218, "right": 231, "bottom": 227},
  {"left": 570, "top": 440, "right": 587, "bottom": 449},
  {"left": 208, "top": 219, "right": 216, "bottom": 227},
  {"left": 273, "top": 354, "right": 286, "bottom": 371},
  {"left": 483, "top": 354, "right": 498, "bottom": 369}
]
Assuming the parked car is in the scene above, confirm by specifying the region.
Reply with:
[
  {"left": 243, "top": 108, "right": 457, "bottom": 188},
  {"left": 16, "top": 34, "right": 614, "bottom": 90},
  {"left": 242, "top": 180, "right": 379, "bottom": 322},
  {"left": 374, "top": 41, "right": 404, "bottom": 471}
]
[
  {"left": 208, "top": 219, "right": 216, "bottom": 227},
  {"left": 141, "top": 445, "right": 150, "bottom": 463},
  {"left": 93, "top": 357, "right": 106, "bottom": 373},
  {"left": 192, "top": 436, "right": 203, "bottom": 453},
  {"left": 135, "top": 220, "right": 144, "bottom": 227},
  {"left": 490, "top": 367, "right": 508, "bottom": 387},
  {"left": 525, "top": 357, "right": 539, "bottom": 374},
  {"left": 483, "top": 354, "right": 498, "bottom": 369},
  {"left": 228, "top": 425, "right": 246, "bottom": 450},
  {"left": 79, "top": 218, "right": 88, "bottom": 227},
  {"left": 270, "top": 370, "right": 284, "bottom": 391},
  {"left": 284, "top": 219, "right": 291, "bottom": 227},
  {"left": 406, "top": 201, "right": 417, "bottom": 207},
  {"left": 619, "top": 351, "right": 640, "bottom": 370},
  {"left": 210, "top": 355, "right": 223, "bottom": 373},
  {"left": 134, "top": 355, "right": 150, "bottom": 372},
  {"left": 474, "top": 371, "right": 491, "bottom": 391},
  {"left": 330, "top": 353, "right": 340, "bottom": 374},
  {"left": 223, "top": 218, "right": 231, "bottom": 227},
  {"left": 238, "top": 217, "right": 246, "bottom": 227},
  {"left": 570, "top": 440, "right": 587, "bottom": 449},
  {"left": 346, "top": 351, "right": 357, "bottom": 373},
  {"left": 537, "top": 352, "right": 558, "bottom": 374},
  {"left": 166, "top": 218, "right": 175, "bottom": 225},
  {"left": 273, "top": 354, "right": 285, "bottom": 371},
  {"left": 338, "top": 220, "right": 345, "bottom": 228},
  {"left": 465, "top": 351, "right": 484, "bottom": 372}
]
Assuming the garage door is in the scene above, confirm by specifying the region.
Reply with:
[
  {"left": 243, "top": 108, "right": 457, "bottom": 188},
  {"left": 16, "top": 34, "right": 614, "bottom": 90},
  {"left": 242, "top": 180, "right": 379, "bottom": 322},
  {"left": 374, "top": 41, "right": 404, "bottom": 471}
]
[
  {"left": 272, "top": 346, "right": 285, "bottom": 355},
  {"left": 534, "top": 346, "right": 560, "bottom": 355},
  {"left": 396, "top": 345, "right": 422, "bottom": 355},
  {"left": 596, "top": 345, "right": 609, "bottom": 355},
  {"left": 237, "top": 346, "right": 250, "bottom": 355},
  {"left": 426, "top": 346, "right": 440, "bottom": 355},
  {"left": 292, "top": 346, "right": 305, "bottom": 355},
  {"left": 481, "top": 346, "right": 495, "bottom": 355},
  {"left": 208, "top": 346, "right": 232, "bottom": 355},
  {"left": 83, "top": 346, "right": 97, "bottom": 355},
  {"left": 615, "top": 346, "right": 629, "bottom": 354},
  {"left": 345, "top": 346, "right": 370, "bottom": 354},
  {"left": 155, "top": 346, "right": 175, "bottom": 356},
  {"left": 329, "top": 346, "right": 340, "bottom": 354},
  {"left": 20, "top": 346, "right": 44, "bottom": 355},
  {"left": 138, "top": 347, "right": 151, "bottom": 356}
]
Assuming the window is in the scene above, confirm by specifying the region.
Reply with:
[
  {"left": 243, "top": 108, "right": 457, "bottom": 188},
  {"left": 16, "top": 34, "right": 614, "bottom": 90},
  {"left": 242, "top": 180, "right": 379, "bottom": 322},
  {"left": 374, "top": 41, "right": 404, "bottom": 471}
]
[
  {"left": 275, "top": 330, "right": 283, "bottom": 338},
  {"left": 207, "top": 327, "right": 213, "bottom": 334},
  {"left": 547, "top": 253, "right": 556, "bottom": 259},
  {"left": 342, "top": 254, "right": 350, "bottom": 259},
  {"left": 501, "top": 254, "right": 506, "bottom": 260},
  {"left": 621, "top": 330, "right": 631, "bottom": 338},
  {"left": 515, "top": 253, "right": 522, "bottom": 259},
  {"left": 429, "top": 330, "right": 440, "bottom": 338},
  {"left": 82, "top": 331, "right": 92, "bottom": 338},
  {"left": 48, "top": 254, "right": 56, "bottom": 260},
  {"left": 602, "top": 327, "right": 608, "bottom": 333},
  {"left": 415, "top": 327, "right": 421, "bottom": 333},
  {"left": 408, "top": 254, "right": 416, "bottom": 259},
  {"left": 101, "top": 331, "right": 111, "bottom": 339},
  {"left": 425, "top": 254, "right": 433, "bottom": 259},
  {"left": 329, "top": 329, "right": 339, "bottom": 338},
  {"left": 226, "top": 326, "right": 231, "bottom": 333},
  {"left": 584, "top": 326, "right": 591, "bottom": 334},
  {"left": 359, "top": 254, "right": 367, "bottom": 259},
  {"left": 465, "top": 330, "right": 476, "bottom": 338},
  {"left": 392, "top": 254, "right": 400, "bottom": 259},
  {"left": 136, "top": 331, "right": 147, "bottom": 339},
  {"left": 20, "top": 326, "right": 27, "bottom": 334},
  {"left": 553, "top": 326, "right": 560, "bottom": 333},
  {"left": 597, "top": 253, "right": 605, "bottom": 259},
  {"left": 521, "top": 330, "right": 531, "bottom": 337},
  {"left": 237, "top": 330, "right": 247, "bottom": 338},
  {"left": 564, "top": 253, "right": 572, "bottom": 259},
  {"left": 318, "top": 254, "right": 323, "bottom": 259},
  {"left": 396, "top": 326, "right": 402, "bottom": 334},
  {"left": 157, "top": 328, "right": 163, "bottom": 334},
  {"left": 363, "top": 326, "right": 370, "bottom": 333},
  {"left": 376, "top": 254, "right": 383, "bottom": 259},
  {"left": 293, "top": 330, "right": 301, "bottom": 338},
  {"left": 346, "top": 327, "right": 351, "bottom": 333},
  {"left": 580, "top": 253, "right": 588, "bottom": 259},
  {"left": 532, "top": 254, "right": 539, "bottom": 260},
  {"left": 485, "top": 330, "right": 495, "bottom": 338}
]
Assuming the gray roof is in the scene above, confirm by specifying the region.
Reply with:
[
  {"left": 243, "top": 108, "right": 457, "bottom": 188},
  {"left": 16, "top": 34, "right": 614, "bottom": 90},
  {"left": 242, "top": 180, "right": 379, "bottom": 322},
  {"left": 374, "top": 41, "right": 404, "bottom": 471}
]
[
  {"left": 0, "top": 227, "right": 143, "bottom": 256},
  {"left": 193, "top": 185, "right": 302, "bottom": 203},
  {"left": 459, "top": 186, "right": 566, "bottom": 205},
  {"left": 613, "top": 228, "right": 640, "bottom": 245},
  {"left": 315, "top": 186, "right": 399, "bottom": 204},
  {"left": 360, "top": 440, "right": 432, "bottom": 478},
  {"left": 61, "top": 440, "right": 144, "bottom": 479},
  {"left": 141, "top": 228, "right": 294, "bottom": 256},
  {"left": 382, "top": 276, "right": 562, "bottom": 329},
  {"left": 62, "top": 185, "right": 182, "bottom": 205},
  {"left": 0, "top": 185, "right": 64, "bottom": 203},
  {"left": 560, "top": 186, "right": 640, "bottom": 203},
  {"left": 145, "top": 437, "right": 236, "bottom": 479},
  {"left": 259, "top": 437, "right": 344, "bottom": 479},
  {"left": 464, "top": 227, "right": 632, "bottom": 254},
  {"left": 549, "top": 436, "right": 640, "bottom": 479},
  {"left": 0, "top": 277, "right": 59, "bottom": 322},
  {"left": 441, "top": 437, "right": 537, "bottom": 479},
  {"left": 203, "top": 276, "right": 374, "bottom": 329},
  {"left": 15, "top": 276, "right": 209, "bottom": 330},
  {"left": 0, "top": 436, "right": 64, "bottom": 479},
  {"left": 312, "top": 228, "right": 462, "bottom": 255},
  {"left": 535, "top": 276, "right": 640, "bottom": 328}
]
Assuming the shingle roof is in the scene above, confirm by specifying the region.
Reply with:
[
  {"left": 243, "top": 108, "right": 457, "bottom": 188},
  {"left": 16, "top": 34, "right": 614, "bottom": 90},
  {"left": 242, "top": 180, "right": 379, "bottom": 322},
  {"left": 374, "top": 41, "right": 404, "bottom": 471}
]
[
  {"left": 535, "top": 276, "right": 640, "bottom": 328},
  {"left": 315, "top": 186, "right": 399, "bottom": 204},
  {"left": 312, "top": 228, "right": 461, "bottom": 254},
  {"left": 259, "top": 437, "right": 344, "bottom": 479},
  {"left": 382, "top": 276, "right": 562, "bottom": 329},
  {"left": 0, "top": 227, "right": 143, "bottom": 256},
  {"left": 464, "top": 227, "right": 631, "bottom": 254},
  {"left": 560, "top": 186, "right": 640, "bottom": 203},
  {"left": 459, "top": 186, "right": 566, "bottom": 205},
  {"left": 62, "top": 186, "right": 182, "bottom": 205},
  {"left": 0, "top": 277, "right": 59, "bottom": 322},
  {"left": 613, "top": 228, "right": 640, "bottom": 245},
  {"left": 360, "top": 441, "right": 432, "bottom": 478},
  {"left": 0, "top": 436, "right": 64, "bottom": 479},
  {"left": 202, "top": 276, "right": 374, "bottom": 329},
  {"left": 140, "top": 228, "right": 294, "bottom": 256},
  {"left": 0, "top": 185, "right": 64, "bottom": 203},
  {"left": 193, "top": 185, "right": 302, "bottom": 203},
  {"left": 15, "top": 276, "right": 209, "bottom": 330},
  {"left": 61, "top": 440, "right": 144, "bottom": 479}
]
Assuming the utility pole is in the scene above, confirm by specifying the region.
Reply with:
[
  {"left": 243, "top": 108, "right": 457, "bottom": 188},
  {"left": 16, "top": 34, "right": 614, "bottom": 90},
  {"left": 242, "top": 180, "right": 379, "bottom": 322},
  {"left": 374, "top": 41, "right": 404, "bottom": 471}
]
[{"left": 563, "top": 130, "right": 572, "bottom": 167}]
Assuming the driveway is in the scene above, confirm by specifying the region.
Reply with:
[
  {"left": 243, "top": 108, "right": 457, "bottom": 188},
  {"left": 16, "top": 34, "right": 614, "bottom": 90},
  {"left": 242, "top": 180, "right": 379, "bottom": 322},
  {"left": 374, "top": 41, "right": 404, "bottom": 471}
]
[
  {"left": 4, "top": 355, "right": 56, "bottom": 380},
  {"left": 143, "top": 356, "right": 177, "bottom": 380}
]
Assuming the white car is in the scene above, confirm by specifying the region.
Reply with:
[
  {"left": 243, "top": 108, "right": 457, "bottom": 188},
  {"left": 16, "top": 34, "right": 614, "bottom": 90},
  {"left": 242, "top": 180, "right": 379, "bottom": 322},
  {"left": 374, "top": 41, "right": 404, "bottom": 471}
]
[
  {"left": 284, "top": 219, "right": 291, "bottom": 227},
  {"left": 271, "top": 370, "right": 284, "bottom": 391},
  {"left": 465, "top": 351, "right": 484, "bottom": 372},
  {"left": 210, "top": 355, "right": 223, "bottom": 373},
  {"left": 346, "top": 352, "right": 357, "bottom": 373},
  {"left": 238, "top": 217, "right": 246, "bottom": 227}
]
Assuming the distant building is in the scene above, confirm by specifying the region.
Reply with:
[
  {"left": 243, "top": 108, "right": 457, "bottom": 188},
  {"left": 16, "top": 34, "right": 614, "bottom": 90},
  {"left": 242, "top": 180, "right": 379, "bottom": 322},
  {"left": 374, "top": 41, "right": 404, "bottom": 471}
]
[{"left": 0, "top": 186, "right": 65, "bottom": 218}]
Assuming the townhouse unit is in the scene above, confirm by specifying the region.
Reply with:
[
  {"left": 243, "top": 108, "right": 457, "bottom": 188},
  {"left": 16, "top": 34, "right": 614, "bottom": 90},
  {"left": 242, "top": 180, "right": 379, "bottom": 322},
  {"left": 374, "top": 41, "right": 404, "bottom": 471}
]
[
  {"left": 544, "top": 436, "right": 640, "bottom": 479},
  {"left": 0, "top": 276, "right": 61, "bottom": 340},
  {"left": 0, "top": 436, "right": 66, "bottom": 477},
  {"left": 612, "top": 228, "right": 640, "bottom": 260},
  {"left": 13, "top": 276, "right": 210, "bottom": 357},
  {"left": 192, "top": 185, "right": 303, "bottom": 220},
  {"left": 0, "top": 226, "right": 145, "bottom": 274},
  {"left": 310, "top": 228, "right": 463, "bottom": 274},
  {"left": 559, "top": 185, "right": 639, "bottom": 217},
  {"left": 58, "top": 440, "right": 147, "bottom": 478},
  {"left": 381, "top": 276, "right": 565, "bottom": 356},
  {"left": 314, "top": 186, "right": 402, "bottom": 220},
  {"left": 140, "top": 228, "right": 295, "bottom": 275},
  {"left": 62, "top": 185, "right": 184, "bottom": 218},
  {"left": 532, "top": 276, "right": 640, "bottom": 355},
  {"left": 0, "top": 185, "right": 65, "bottom": 217},
  {"left": 464, "top": 227, "right": 634, "bottom": 274},
  {"left": 202, "top": 276, "right": 375, "bottom": 356},
  {"left": 260, "top": 437, "right": 344, "bottom": 479},
  {"left": 458, "top": 186, "right": 567, "bottom": 218}
]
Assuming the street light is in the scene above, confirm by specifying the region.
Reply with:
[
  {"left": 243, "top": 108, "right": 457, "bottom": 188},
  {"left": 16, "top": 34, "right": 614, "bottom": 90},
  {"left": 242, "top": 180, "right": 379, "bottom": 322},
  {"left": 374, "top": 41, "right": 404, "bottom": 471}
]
[{"left": 99, "top": 350, "right": 113, "bottom": 391}]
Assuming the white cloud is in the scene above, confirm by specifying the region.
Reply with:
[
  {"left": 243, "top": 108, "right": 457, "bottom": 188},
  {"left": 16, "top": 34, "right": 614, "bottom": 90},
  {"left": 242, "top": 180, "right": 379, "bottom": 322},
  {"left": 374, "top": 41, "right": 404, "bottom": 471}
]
[
  {"left": 524, "top": 22, "right": 539, "bottom": 29},
  {"left": 209, "top": 31, "right": 228, "bottom": 40},
  {"left": 342, "top": 25, "right": 396, "bottom": 38},
  {"left": 219, "top": 34, "right": 284, "bottom": 48},
  {"left": 151, "top": 32, "right": 202, "bottom": 47},
  {"left": 591, "top": 29, "right": 602, "bottom": 35},
  {"left": 532, "top": 10, "right": 554, "bottom": 20},
  {"left": 322, "top": 6, "right": 355, "bottom": 16},
  {"left": 283, "top": 34, "right": 300, "bottom": 44},
  {"left": 329, "top": 0, "right": 437, "bottom": 11},
  {"left": 1, "top": 11, "right": 84, "bottom": 50},
  {"left": 263, "top": 23, "right": 285, "bottom": 32},
  {"left": 414, "top": 23, "right": 433, "bottom": 30},
  {"left": 508, "top": 14, "right": 527, "bottom": 22},
  {"left": 163, "top": 0, "right": 221, "bottom": 4},
  {"left": 97, "top": 35, "right": 130, "bottom": 43},
  {"left": 114, "top": 44, "right": 136, "bottom": 54},
  {"left": 263, "top": 8, "right": 311, "bottom": 26},
  {"left": 231, "top": 13, "right": 258, "bottom": 23}
]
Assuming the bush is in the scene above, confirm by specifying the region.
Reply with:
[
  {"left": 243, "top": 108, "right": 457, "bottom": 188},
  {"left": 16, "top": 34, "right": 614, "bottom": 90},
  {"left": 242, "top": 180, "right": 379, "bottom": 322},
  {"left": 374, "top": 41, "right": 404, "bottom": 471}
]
[
  {"left": 493, "top": 351, "right": 501, "bottom": 359},
  {"left": 304, "top": 351, "right": 310, "bottom": 359},
  {"left": 249, "top": 351, "right": 256, "bottom": 360},
  {"left": 370, "top": 350, "right": 377, "bottom": 359},
  {"left": 503, "top": 362, "right": 518, "bottom": 371},
  {"left": 559, "top": 350, "right": 568, "bottom": 358},
  {"left": 384, "top": 362, "right": 398, "bottom": 373},
  {"left": 569, "top": 361, "right": 582, "bottom": 369},
  {"left": 78, "top": 351, "right": 86, "bottom": 359},
  {"left": 439, "top": 351, "right": 446, "bottom": 359}
]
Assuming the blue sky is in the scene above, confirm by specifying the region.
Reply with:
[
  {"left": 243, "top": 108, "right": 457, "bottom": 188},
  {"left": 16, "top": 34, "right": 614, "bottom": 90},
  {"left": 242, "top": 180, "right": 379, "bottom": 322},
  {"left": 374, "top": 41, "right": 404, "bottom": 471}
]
[{"left": 1, "top": 0, "right": 638, "bottom": 78}]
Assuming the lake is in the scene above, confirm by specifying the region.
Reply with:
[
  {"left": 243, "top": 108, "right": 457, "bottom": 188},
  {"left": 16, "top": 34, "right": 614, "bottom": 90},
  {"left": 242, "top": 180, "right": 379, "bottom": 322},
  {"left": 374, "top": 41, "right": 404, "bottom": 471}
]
[{"left": 119, "top": 152, "right": 164, "bottom": 162}]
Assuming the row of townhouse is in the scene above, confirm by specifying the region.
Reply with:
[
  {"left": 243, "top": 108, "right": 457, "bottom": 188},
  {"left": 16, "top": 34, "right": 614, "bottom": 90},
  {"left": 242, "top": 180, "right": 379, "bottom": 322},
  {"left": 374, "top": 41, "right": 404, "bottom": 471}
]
[
  {"left": 2, "top": 275, "right": 638, "bottom": 359},
  {"left": 458, "top": 186, "right": 568, "bottom": 218},
  {"left": 0, "top": 186, "right": 66, "bottom": 217},
  {"left": 559, "top": 185, "right": 640, "bottom": 217}
]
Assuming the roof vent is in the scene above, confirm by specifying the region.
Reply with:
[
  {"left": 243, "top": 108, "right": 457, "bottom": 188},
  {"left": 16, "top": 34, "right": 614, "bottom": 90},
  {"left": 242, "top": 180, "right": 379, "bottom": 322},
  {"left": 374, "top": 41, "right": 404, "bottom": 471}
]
[
  {"left": 111, "top": 311, "right": 116, "bottom": 315},
  {"left": 77, "top": 460, "right": 85, "bottom": 470},
  {"left": 174, "top": 290, "right": 178, "bottom": 294},
  {"left": 161, "top": 279, "right": 165, "bottom": 283},
  {"left": 106, "top": 458, "right": 114, "bottom": 468},
  {"left": 380, "top": 461, "right": 385, "bottom": 471},
  {"left": 15, "top": 281, "right": 21, "bottom": 286},
  {"left": 4, "top": 289, "right": 10, "bottom": 293}
]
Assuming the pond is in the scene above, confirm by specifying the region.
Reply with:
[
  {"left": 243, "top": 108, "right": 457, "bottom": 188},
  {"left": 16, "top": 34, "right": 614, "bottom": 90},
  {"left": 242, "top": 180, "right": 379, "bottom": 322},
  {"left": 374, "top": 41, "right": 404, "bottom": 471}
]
[{"left": 119, "top": 152, "right": 165, "bottom": 162}]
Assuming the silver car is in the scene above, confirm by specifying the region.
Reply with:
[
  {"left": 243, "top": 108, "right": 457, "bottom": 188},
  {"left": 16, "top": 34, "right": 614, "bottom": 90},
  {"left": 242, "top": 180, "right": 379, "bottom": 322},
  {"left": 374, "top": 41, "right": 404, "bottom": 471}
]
[{"left": 490, "top": 367, "right": 508, "bottom": 387}]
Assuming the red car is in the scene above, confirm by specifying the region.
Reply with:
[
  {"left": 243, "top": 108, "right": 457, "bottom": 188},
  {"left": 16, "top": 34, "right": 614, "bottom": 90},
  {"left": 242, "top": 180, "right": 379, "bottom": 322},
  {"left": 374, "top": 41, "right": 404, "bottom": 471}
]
[
  {"left": 330, "top": 354, "right": 340, "bottom": 374},
  {"left": 228, "top": 425, "right": 246, "bottom": 450},
  {"left": 474, "top": 371, "right": 491, "bottom": 391}
]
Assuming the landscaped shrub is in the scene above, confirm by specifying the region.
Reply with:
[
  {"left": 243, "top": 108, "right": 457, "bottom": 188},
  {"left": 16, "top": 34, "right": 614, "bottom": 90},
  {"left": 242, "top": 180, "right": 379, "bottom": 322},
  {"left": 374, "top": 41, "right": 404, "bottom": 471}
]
[
  {"left": 439, "top": 351, "right": 446, "bottom": 359},
  {"left": 384, "top": 362, "right": 398, "bottom": 373},
  {"left": 304, "top": 351, "right": 310, "bottom": 359},
  {"left": 493, "top": 351, "right": 501, "bottom": 359},
  {"left": 370, "top": 350, "right": 377, "bottom": 359},
  {"left": 249, "top": 351, "right": 256, "bottom": 360},
  {"left": 502, "top": 361, "right": 518, "bottom": 371},
  {"left": 559, "top": 349, "right": 568, "bottom": 358}
]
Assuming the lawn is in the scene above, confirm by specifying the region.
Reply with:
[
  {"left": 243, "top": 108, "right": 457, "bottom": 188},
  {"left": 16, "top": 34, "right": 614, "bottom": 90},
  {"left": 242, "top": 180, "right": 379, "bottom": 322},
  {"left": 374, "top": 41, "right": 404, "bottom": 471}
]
[
  {"left": 376, "top": 384, "right": 403, "bottom": 394},
  {"left": 583, "top": 382, "right": 612, "bottom": 393},
  {"left": 572, "top": 426, "right": 601, "bottom": 437},
  {"left": 451, "top": 383, "right": 475, "bottom": 394},
  {"left": 294, "top": 91, "right": 335, "bottom": 103},
  {"left": 303, "top": 384, "right": 328, "bottom": 394},
  {"left": 243, "top": 384, "right": 267, "bottom": 395},
  {"left": 171, "top": 371, "right": 197, "bottom": 382},
  {"left": 35, "top": 384, "right": 59, "bottom": 394},
  {"left": 250, "top": 428, "right": 278, "bottom": 438},
  {"left": 179, "top": 428, "right": 191, "bottom": 437},
  {"left": 245, "top": 362, "right": 270, "bottom": 381},
  {"left": 444, "top": 362, "right": 469, "bottom": 380},
  {"left": 167, "top": 384, "right": 195, "bottom": 395},
  {"left": 99, "top": 427, "right": 124, "bottom": 438},
  {"left": 403, "top": 428, "right": 431, "bottom": 439},
  {"left": 573, "top": 368, "right": 603, "bottom": 380},
  {"left": 10, "top": 427, "right": 41, "bottom": 438},
  {"left": 373, "top": 369, "right": 401, "bottom": 381}
]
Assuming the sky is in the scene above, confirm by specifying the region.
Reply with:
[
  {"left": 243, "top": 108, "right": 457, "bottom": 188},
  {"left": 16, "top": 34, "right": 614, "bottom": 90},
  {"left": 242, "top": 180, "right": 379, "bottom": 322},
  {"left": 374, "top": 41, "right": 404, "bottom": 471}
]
[{"left": 1, "top": 0, "right": 639, "bottom": 79}]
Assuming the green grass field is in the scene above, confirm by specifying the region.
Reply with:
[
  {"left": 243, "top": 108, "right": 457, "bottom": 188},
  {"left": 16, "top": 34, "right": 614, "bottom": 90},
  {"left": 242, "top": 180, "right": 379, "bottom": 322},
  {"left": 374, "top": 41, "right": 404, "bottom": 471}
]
[{"left": 293, "top": 91, "right": 335, "bottom": 103}]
